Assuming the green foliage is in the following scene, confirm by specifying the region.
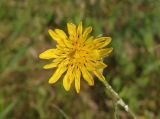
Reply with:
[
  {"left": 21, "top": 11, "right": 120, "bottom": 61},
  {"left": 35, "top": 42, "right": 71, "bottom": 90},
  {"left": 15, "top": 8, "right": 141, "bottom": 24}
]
[{"left": 0, "top": 0, "right": 160, "bottom": 119}]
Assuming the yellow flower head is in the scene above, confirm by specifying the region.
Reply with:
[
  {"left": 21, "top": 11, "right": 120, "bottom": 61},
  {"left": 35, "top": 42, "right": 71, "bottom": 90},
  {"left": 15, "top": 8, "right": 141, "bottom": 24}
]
[{"left": 39, "top": 21, "right": 112, "bottom": 93}]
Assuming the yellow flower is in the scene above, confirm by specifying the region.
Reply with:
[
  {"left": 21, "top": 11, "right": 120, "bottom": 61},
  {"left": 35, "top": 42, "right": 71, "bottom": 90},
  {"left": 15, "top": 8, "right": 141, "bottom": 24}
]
[{"left": 39, "top": 21, "right": 112, "bottom": 93}]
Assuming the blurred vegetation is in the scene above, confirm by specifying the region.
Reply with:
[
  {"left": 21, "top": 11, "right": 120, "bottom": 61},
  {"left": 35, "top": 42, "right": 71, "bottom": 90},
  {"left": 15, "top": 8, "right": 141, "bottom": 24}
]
[{"left": 0, "top": 0, "right": 160, "bottom": 119}]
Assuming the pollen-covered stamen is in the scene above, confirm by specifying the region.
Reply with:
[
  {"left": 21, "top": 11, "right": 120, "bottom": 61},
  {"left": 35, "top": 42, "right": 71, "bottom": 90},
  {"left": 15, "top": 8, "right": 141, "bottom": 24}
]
[{"left": 67, "top": 41, "right": 90, "bottom": 67}]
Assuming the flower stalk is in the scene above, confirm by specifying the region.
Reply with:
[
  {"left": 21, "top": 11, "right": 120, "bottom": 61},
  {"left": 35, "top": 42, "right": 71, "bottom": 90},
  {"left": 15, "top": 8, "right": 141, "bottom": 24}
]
[{"left": 100, "top": 80, "right": 137, "bottom": 119}]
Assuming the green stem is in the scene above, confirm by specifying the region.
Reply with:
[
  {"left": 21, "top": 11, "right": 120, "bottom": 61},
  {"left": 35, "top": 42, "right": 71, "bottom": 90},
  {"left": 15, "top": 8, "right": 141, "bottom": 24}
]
[
  {"left": 113, "top": 101, "right": 119, "bottom": 119},
  {"left": 101, "top": 80, "right": 137, "bottom": 119},
  {"left": 52, "top": 104, "right": 70, "bottom": 119}
]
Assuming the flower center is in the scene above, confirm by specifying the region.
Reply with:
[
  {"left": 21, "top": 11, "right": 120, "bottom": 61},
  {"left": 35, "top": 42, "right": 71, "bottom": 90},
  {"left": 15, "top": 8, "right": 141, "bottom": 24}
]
[
  {"left": 69, "top": 48, "right": 82, "bottom": 59},
  {"left": 67, "top": 42, "right": 87, "bottom": 65}
]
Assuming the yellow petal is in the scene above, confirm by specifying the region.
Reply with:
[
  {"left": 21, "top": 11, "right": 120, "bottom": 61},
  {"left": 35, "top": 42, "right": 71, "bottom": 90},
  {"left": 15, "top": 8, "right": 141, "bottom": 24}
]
[
  {"left": 82, "top": 26, "right": 92, "bottom": 41},
  {"left": 84, "top": 36, "right": 94, "bottom": 47},
  {"left": 39, "top": 49, "right": 57, "bottom": 59},
  {"left": 99, "top": 48, "right": 113, "bottom": 57},
  {"left": 88, "top": 50, "right": 100, "bottom": 60},
  {"left": 48, "top": 66, "right": 67, "bottom": 84},
  {"left": 85, "top": 60, "right": 107, "bottom": 70},
  {"left": 55, "top": 29, "right": 68, "bottom": 40},
  {"left": 80, "top": 65, "right": 94, "bottom": 86},
  {"left": 60, "top": 38, "right": 73, "bottom": 48},
  {"left": 93, "top": 70, "right": 105, "bottom": 81},
  {"left": 63, "top": 66, "right": 74, "bottom": 91},
  {"left": 52, "top": 58, "right": 64, "bottom": 64},
  {"left": 48, "top": 29, "right": 64, "bottom": 45},
  {"left": 93, "top": 37, "right": 112, "bottom": 48},
  {"left": 54, "top": 29, "right": 74, "bottom": 48},
  {"left": 74, "top": 67, "right": 81, "bottom": 93},
  {"left": 85, "top": 61, "right": 95, "bottom": 71},
  {"left": 67, "top": 22, "right": 76, "bottom": 37},
  {"left": 48, "top": 29, "right": 60, "bottom": 41},
  {"left": 43, "top": 62, "right": 59, "bottom": 69},
  {"left": 95, "top": 61, "right": 107, "bottom": 69},
  {"left": 58, "top": 58, "right": 69, "bottom": 67},
  {"left": 77, "top": 21, "right": 83, "bottom": 36}
]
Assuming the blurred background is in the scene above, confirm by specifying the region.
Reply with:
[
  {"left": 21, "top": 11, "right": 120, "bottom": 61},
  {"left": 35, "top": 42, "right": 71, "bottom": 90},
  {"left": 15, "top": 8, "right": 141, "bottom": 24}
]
[{"left": 0, "top": 0, "right": 160, "bottom": 119}]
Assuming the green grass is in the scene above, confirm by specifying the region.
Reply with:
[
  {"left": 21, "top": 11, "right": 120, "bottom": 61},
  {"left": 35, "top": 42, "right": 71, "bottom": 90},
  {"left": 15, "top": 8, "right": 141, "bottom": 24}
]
[{"left": 0, "top": 0, "right": 160, "bottom": 119}]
